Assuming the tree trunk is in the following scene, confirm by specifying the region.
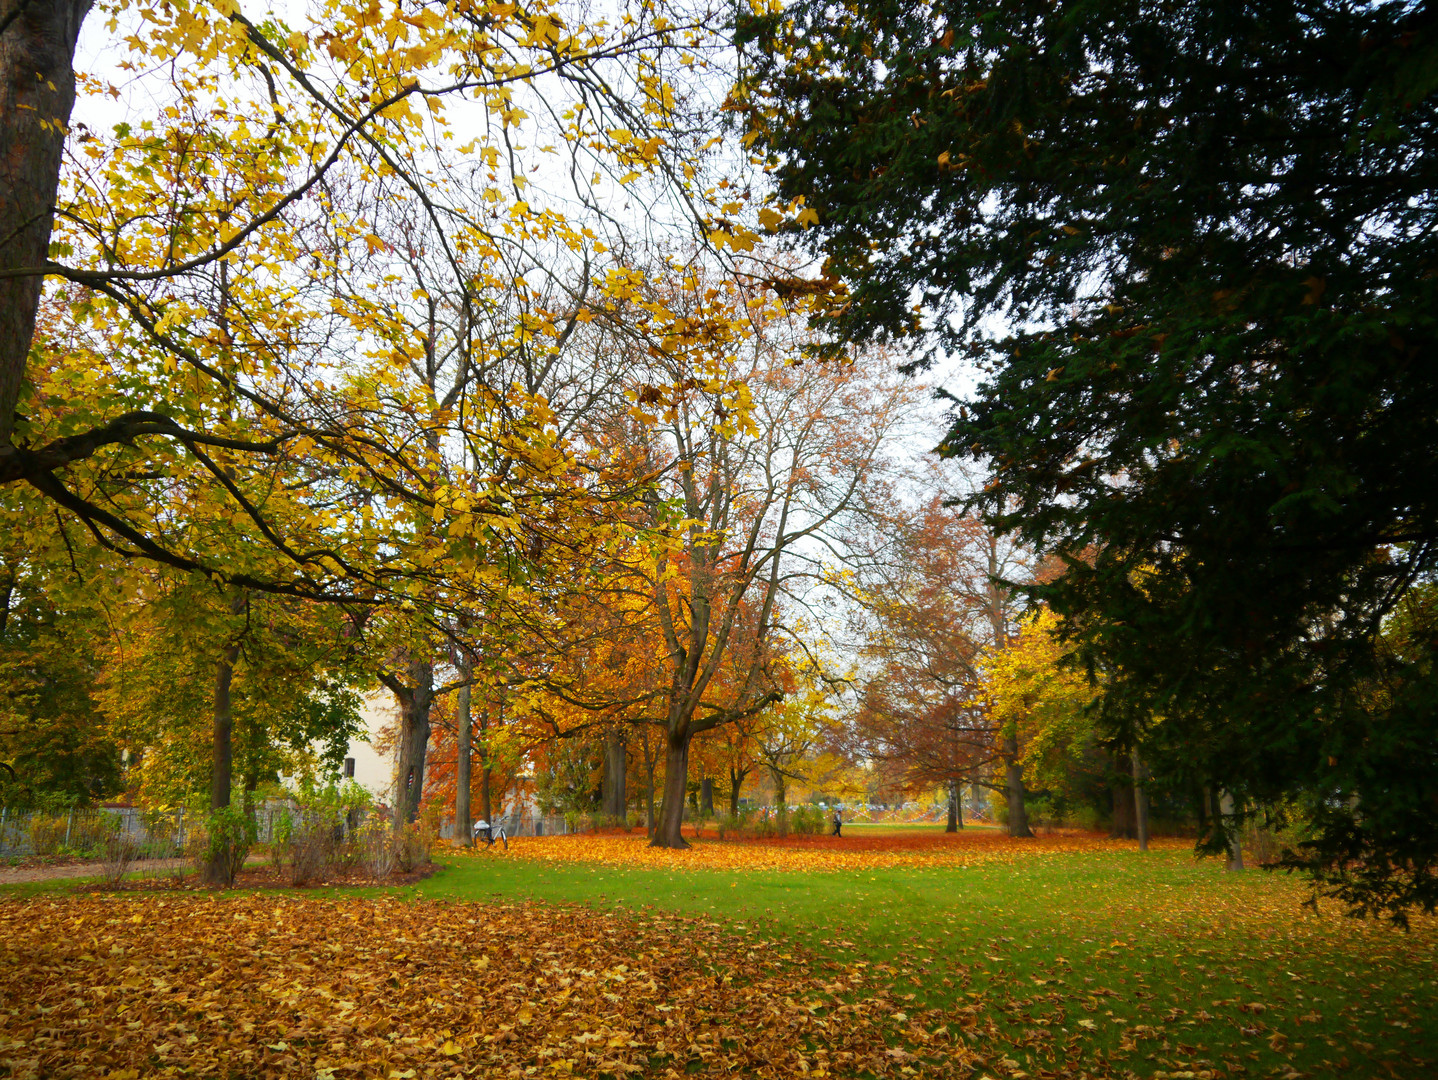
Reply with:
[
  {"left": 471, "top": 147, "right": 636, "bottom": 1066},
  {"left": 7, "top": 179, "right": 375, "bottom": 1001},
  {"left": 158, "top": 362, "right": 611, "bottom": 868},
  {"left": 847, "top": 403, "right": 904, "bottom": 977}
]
[
  {"left": 946, "top": 781, "right": 959, "bottom": 833},
  {"left": 210, "top": 641, "right": 240, "bottom": 813},
  {"left": 603, "top": 732, "right": 626, "bottom": 819},
  {"left": 455, "top": 660, "right": 472, "bottom": 847},
  {"left": 1218, "top": 789, "right": 1244, "bottom": 871},
  {"left": 481, "top": 764, "right": 492, "bottom": 825},
  {"left": 1109, "top": 752, "right": 1137, "bottom": 839},
  {"left": 644, "top": 751, "right": 657, "bottom": 837},
  {"left": 391, "top": 658, "right": 435, "bottom": 830},
  {"left": 728, "top": 765, "right": 746, "bottom": 817},
  {"left": 651, "top": 732, "right": 691, "bottom": 848},
  {"left": 1003, "top": 731, "right": 1033, "bottom": 838},
  {"left": 0, "top": 0, "right": 91, "bottom": 449},
  {"left": 771, "top": 766, "right": 788, "bottom": 837},
  {"left": 1133, "top": 748, "right": 1150, "bottom": 852},
  {"left": 204, "top": 632, "right": 242, "bottom": 886},
  {"left": 699, "top": 776, "right": 714, "bottom": 816}
]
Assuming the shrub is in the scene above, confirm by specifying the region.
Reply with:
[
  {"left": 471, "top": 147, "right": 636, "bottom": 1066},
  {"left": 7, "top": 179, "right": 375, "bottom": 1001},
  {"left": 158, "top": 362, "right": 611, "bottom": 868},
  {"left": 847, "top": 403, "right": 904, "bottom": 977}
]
[
  {"left": 269, "top": 808, "right": 294, "bottom": 873},
  {"left": 396, "top": 819, "right": 433, "bottom": 873},
  {"left": 201, "top": 805, "right": 254, "bottom": 887},
  {"left": 357, "top": 818, "right": 396, "bottom": 883},
  {"left": 99, "top": 827, "right": 139, "bottom": 887},
  {"left": 27, "top": 815, "right": 65, "bottom": 857},
  {"left": 64, "top": 812, "right": 110, "bottom": 855},
  {"left": 626, "top": 810, "right": 641, "bottom": 831},
  {"left": 289, "top": 816, "right": 334, "bottom": 886},
  {"left": 791, "top": 805, "right": 826, "bottom": 836}
]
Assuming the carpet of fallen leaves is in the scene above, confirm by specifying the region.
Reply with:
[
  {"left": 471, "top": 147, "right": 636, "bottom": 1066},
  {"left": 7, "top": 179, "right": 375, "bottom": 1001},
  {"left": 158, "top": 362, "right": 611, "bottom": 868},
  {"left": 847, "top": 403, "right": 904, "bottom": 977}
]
[
  {"left": 499, "top": 829, "right": 1191, "bottom": 874},
  {"left": 0, "top": 893, "right": 1045, "bottom": 1080}
]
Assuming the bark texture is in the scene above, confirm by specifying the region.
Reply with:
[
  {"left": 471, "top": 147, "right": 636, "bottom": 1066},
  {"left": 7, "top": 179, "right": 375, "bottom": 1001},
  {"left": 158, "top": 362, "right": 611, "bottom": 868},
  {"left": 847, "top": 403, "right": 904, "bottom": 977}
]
[
  {"left": 1003, "top": 731, "right": 1033, "bottom": 838},
  {"left": 1218, "top": 789, "right": 1244, "bottom": 871},
  {"left": 654, "top": 734, "right": 690, "bottom": 847},
  {"left": 387, "top": 657, "right": 435, "bottom": 829},
  {"left": 1132, "top": 749, "right": 1150, "bottom": 851},
  {"left": 209, "top": 640, "right": 240, "bottom": 813},
  {"left": 727, "top": 764, "right": 747, "bottom": 818},
  {"left": 0, "top": 0, "right": 91, "bottom": 447},
  {"left": 1109, "top": 753, "right": 1137, "bottom": 839},
  {"left": 602, "top": 733, "right": 626, "bottom": 819},
  {"left": 455, "top": 659, "right": 472, "bottom": 846}
]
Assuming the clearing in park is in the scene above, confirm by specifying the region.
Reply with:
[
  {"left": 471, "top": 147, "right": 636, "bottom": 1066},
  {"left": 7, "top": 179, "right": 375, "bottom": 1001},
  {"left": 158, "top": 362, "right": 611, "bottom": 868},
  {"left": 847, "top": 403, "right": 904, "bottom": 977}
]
[{"left": 2, "top": 825, "right": 1434, "bottom": 1079}]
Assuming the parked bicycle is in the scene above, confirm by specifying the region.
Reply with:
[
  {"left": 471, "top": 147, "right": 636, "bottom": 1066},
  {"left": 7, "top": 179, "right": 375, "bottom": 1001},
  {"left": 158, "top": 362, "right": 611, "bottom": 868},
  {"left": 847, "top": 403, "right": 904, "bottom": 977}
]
[{"left": 471, "top": 819, "right": 508, "bottom": 850}]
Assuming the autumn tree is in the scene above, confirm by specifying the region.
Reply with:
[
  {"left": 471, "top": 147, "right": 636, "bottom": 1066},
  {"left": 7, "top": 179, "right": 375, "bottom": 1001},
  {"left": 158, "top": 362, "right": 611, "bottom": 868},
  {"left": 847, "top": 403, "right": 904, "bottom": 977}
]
[
  {"left": 737, "top": 0, "right": 1438, "bottom": 916},
  {"left": 627, "top": 292, "right": 915, "bottom": 848},
  {"left": 848, "top": 467, "right": 1033, "bottom": 835}
]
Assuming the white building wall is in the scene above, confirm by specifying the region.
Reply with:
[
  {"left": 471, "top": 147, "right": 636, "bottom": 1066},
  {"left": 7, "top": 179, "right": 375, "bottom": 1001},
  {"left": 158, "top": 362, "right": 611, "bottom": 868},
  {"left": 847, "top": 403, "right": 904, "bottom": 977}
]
[{"left": 345, "top": 690, "right": 400, "bottom": 805}]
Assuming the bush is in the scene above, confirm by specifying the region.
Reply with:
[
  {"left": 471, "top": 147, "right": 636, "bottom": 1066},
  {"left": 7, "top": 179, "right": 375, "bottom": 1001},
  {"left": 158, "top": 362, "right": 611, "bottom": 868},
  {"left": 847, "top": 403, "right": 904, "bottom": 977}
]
[
  {"left": 141, "top": 808, "right": 181, "bottom": 857},
  {"left": 356, "top": 817, "right": 396, "bottom": 883},
  {"left": 269, "top": 808, "right": 293, "bottom": 873},
  {"left": 791, "top": 805, "right": 826, "bottom": 836},
  {"left": 201, "top": 805, "right": 254, "bottom": 887},
  {"left": 626, "top": 810, "right": 641, "bottom": 831},
  {"left": 99, "top": 827, "right": 139, "bottom": 887},
  {"left": 61, "top": 812, "right": 108, "bottom": 856},
  {"left": 27, "top": 815, "right": 65, "bottom": 857},
  {"left": 289, "top": 816, "right": 335, "bottom": 886},
  {"left": 753, "top": 812, "right": 777, "bottom": 840},
  {"left": 396, "top": 819, "right": 433, "bottom": 873}
]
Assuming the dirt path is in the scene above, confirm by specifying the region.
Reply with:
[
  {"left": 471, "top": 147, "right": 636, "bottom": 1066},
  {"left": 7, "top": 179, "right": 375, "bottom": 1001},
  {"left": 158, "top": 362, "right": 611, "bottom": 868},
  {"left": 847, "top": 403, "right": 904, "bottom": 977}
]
[{"left": 0, "top": 858, "right": 190, "bottom": 885}]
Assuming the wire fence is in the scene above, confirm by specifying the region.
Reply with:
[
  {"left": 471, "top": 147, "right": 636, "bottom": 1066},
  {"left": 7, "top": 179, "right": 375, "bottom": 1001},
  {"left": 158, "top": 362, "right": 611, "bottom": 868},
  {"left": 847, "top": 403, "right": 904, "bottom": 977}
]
[{"left": 0, "top": 803, "right": 569, "bottom": 859}]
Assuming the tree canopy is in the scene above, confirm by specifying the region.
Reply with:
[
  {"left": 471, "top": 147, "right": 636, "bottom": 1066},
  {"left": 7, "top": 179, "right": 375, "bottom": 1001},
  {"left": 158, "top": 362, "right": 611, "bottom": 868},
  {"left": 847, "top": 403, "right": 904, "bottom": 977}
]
[{"left": 737, "top": 0, "right": 1438, "bottom": 917}]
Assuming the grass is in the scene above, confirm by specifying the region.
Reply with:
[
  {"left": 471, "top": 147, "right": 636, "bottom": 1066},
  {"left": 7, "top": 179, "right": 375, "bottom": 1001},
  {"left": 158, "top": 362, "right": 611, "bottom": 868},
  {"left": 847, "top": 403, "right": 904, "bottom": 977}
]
[
  {"left": 4, "top": 828, "right": 1434, "bottom": 1077},
  {"left": 407, "top": 832, "right": 1437, "bottom": 1078}
]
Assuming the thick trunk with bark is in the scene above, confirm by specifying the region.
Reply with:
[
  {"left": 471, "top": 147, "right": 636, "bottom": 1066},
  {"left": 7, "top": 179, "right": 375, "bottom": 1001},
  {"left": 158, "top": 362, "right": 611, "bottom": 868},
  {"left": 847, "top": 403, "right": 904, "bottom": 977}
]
[
  {"left": 0, "top": 0, "right": 91, "bottom": 447},
  {"left": 204, "top": 630, "right": 242, "bottom": 886},
  {"left": 651, "top": 732, "right": 690, "bottom": 848},
  {"left": 699, "top": 776, "right": 714, "bottom": 816},
  {"left": 1132, "top": 749, "right": 1150, "bottom": 851},
  {"left": 1109, "top": 754, "right": 1137, "bottom": 839},
  {"left": 771, "top": 766, "right": 788, "bottom": 837},
  {"left": 210, "top": 642, "right": 239, "bottom": 812},
  {"left": 391, "top": 658, "right": 435, "bottom": 829},
  {"left": 1003, "top": 732, "right": 1033, "bottom": 838},
  {"left": 603, "top": 733, "right": 626, "bottom": 819},
  {"left": 1218, "top": 789, "right": 1244, "bottom": 871},
  {"left": 728, "top": 768, "right": 745, "bottom": 818},
  {"left": 946, "top": 781, "right": 961, "bottom": 832},
  {"left": 455, "top": 666, "right": 472, "bottom": 846}
]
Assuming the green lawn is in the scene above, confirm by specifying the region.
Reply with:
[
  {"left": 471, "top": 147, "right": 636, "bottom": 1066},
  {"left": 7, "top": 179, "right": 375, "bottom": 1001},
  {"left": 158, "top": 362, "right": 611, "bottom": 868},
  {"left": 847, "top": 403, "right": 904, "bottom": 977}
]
[
  {"left": 4, "top": 835, "right": 1434, "bottom": 1077},
  {"left": 402, "top": 839, "right": 1436, "bottom": 1079}
]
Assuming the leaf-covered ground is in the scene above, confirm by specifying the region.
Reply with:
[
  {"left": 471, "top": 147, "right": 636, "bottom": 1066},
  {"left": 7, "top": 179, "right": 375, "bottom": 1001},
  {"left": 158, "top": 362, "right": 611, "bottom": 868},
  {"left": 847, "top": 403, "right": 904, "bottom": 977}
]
[
  {"left": 0, "top": 893, "right": 1009, "bottom": 1079},
  {"left": 3, "top": 830, "right": 1435, "bottom": 1079},
  {"left": 503, "top": 828, "right": 1192, "bottom": 873}
]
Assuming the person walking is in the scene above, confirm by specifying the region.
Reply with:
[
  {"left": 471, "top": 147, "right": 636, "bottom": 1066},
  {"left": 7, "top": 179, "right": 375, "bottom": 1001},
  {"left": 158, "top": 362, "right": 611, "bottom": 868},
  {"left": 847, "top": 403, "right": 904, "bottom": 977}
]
[{"left": 831, "top": 807, "right": 842, "bottom": 837}]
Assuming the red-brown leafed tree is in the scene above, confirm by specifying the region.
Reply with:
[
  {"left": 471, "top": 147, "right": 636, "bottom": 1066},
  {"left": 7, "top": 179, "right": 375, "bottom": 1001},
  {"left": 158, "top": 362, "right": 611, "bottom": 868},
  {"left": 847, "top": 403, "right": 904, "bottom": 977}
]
[{"left": 849, "top": 467, "right": 1033, "bottom": 835}]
